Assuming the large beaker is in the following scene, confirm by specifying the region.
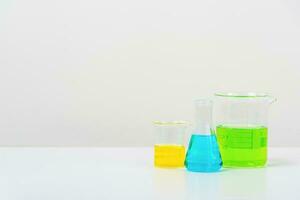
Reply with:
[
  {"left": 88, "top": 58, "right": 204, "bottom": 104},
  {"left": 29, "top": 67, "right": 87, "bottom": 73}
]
[{"left": 214, "top": 92, "right": 276, "bottom": 168}]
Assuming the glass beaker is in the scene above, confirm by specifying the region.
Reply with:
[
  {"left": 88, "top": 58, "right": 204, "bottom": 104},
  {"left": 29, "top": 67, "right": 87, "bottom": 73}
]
[
  {"left": 185, "top": 99, "right": 222, "bottom": 172},
  {"left": 153, "top": 121, "right": 188, "bottom": 168},
  {"left": 214, "top": 92, "right": 276, "bottom": 168}
]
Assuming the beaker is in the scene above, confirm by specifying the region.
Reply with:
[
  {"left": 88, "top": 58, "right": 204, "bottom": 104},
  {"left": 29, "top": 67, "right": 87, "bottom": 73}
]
[
  {"left": 185, "top": 99, "right": 222, "bottom": 172},
  {"left": 153, "top": 121, "right": 188, "bottom": 168},
  {"left": 214, "top": 92, "right": 276, "bottom": 168}
]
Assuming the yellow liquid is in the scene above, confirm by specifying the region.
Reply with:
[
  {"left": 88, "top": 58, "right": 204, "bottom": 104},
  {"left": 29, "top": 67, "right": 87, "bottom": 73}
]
[{"left": 154, "top": 144, "right": 185, "bottom": 168}]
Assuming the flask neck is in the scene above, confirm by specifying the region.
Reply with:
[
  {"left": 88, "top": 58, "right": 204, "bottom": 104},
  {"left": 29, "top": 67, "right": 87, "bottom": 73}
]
[{"left": 194, "top": 99, "right": 213, "bottom": 135}]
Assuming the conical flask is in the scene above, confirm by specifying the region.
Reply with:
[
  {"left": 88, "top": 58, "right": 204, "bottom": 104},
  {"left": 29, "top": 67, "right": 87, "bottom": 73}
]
[{"left": 185, "top": 99, "right": 222, "bottom": 172}]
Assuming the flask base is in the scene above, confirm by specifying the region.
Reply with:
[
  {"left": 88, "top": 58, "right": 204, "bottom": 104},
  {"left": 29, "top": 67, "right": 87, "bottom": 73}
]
[{"left": 186, "top": 162, "right": 221, "bottom": 172}]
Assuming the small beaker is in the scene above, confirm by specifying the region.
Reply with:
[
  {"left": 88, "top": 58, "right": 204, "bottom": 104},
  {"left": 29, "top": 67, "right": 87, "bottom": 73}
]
[
  {"left": 214, "top": 92, "right": 276, "bottom": 167},
  {"left": 153, "top": 121, "right": 188, "bottom": 168}
]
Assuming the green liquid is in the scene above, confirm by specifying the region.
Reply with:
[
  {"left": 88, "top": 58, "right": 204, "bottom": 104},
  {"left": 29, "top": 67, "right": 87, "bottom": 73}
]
[{"left": 216, "top": 125, "right": 267, "bottom": 167}]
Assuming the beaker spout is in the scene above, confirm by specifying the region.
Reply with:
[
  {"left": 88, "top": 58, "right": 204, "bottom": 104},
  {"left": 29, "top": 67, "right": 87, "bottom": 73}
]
[{"left": 268, "top": 96, "right": 277, "bottom": 104}]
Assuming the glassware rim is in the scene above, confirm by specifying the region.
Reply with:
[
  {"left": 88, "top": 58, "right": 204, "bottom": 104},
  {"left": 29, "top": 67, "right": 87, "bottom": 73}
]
[
  {"left": 214, "top": 92, "right": 271, "bottom": 98},
  {"left": 153, "top": 121, "right": 189, "bottom": 126}
]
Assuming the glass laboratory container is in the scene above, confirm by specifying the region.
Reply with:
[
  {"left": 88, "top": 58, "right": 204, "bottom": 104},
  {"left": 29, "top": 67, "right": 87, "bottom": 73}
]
[
  {"left": 214, "top": 92, "right": 276, "bottom": 168},
  {"left": 185, "top": 99, "right": 222, "bottom": 172},
  {"left": 153, "top": 121, "right": 188, "bottom": 168}
]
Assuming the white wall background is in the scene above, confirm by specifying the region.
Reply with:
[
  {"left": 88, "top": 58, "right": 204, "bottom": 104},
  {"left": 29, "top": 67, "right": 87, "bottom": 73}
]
[{"left": 0, "top": 0, "right": 299, "bottom": 146}]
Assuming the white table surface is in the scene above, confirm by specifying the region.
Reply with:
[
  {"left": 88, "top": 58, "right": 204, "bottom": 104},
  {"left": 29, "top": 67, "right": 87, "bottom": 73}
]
[{"left": 0, "top": 147, "right": 299, "bottom": 200}]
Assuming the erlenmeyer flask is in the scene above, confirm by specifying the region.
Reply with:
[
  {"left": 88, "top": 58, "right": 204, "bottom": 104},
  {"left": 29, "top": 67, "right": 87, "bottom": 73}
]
[{"left": 185, "top": 99, "right": 222, "bottom": 172}]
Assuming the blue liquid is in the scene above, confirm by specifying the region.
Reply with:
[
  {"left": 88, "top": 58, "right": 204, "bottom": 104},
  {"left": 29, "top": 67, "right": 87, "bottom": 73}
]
[{"left": 185, "top": 134, "right": 222, "bottom": 172}]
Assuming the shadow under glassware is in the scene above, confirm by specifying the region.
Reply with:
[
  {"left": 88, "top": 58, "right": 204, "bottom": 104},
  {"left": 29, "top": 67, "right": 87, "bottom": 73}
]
[
  {"left": 219, "top": 168, "right": 267, "bottom": 200},
  {"left": 186, "top": 168, "right": 267, "bottom": 200},
  {"left": 153, "top": 168, "right": 186, "bottom": 200},
  {"left": 186, "top": 172, "right": 221, "bottom": 200}
]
